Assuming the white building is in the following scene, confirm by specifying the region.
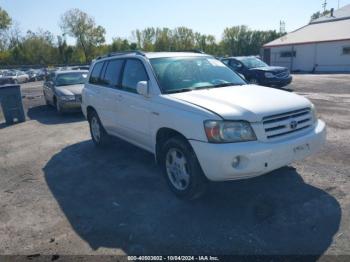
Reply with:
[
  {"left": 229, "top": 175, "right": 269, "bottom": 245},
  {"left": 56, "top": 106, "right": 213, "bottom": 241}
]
[{"left": 263, "top": 5, "right": 350, "bottom": 72}]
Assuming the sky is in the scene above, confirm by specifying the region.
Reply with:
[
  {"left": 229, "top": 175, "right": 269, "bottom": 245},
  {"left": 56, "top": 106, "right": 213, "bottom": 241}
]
[{"left": 1, "top": 0, "right": 350, "bottom": 44}]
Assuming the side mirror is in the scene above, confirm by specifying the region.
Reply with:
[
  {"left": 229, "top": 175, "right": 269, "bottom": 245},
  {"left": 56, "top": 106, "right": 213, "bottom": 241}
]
[{"left": 136, "top": 81, "right": 149, "bottom": 97}]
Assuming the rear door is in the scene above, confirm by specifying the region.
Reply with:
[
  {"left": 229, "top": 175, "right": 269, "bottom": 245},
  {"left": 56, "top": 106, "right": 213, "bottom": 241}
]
[
  {"left": 86, "top": 61, "right": 114, "bottom": 129},
  {"left": 97, "top": 58, "right": 125, "bottom": 135}
]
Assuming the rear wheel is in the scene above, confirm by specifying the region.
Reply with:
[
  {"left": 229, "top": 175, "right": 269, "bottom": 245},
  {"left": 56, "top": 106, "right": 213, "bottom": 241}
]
[
  {"left": 161, "top": 136, "right": 208, "bottom": 200},
  {"left": 88, "top": 110, "right": 110, "bottom": 147}
]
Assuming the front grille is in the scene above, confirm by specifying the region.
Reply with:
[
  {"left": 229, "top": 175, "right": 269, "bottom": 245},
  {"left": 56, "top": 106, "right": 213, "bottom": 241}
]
[
  {"left": 275, "top": 70, "right": 289, "bottom": 78},
  {"left": 263, "top": 108, "right": 313, "bottom": 139}
]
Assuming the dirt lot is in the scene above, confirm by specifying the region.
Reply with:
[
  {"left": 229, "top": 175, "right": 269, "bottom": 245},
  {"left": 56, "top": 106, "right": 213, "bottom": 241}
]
[{"left": 0, "top": 75, "right": 349, "bottom": 257}]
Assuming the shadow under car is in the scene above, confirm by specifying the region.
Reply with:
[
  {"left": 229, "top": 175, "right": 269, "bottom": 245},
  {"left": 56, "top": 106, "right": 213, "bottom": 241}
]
[
  {"left": 43, "top": 139, "right": 341, "bottom": 256},
  {"left": 27, "top": 105, "right": 84, "bottom": 125}
]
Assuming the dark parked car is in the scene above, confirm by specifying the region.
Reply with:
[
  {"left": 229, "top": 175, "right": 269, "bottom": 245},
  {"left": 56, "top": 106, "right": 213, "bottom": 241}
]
[
  {"left": 221, "top": 56, "right": 292, "bottom": 89},
  {"left": 0, "top": 77, "right": 15, "bottom": 85}
]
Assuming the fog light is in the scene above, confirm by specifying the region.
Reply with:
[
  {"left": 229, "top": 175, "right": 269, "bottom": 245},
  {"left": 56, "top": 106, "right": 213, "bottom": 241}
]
[{"left": 232, "top": 156, "right": 241, "bottom": 168}]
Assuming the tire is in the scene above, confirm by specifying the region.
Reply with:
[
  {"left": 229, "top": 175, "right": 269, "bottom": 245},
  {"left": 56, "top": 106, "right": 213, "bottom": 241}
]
[
  {"left": 161, "top": 136, "right": 208, "bottom": 200},
  {"left": 43, "top": 91, "right": 50, "bottom": 106},
  {"left": 88, "top": 110, "right": 110, "bottom": 147},
  {"left": 54, "top": 97, "right": 64, "bottom": 114}
]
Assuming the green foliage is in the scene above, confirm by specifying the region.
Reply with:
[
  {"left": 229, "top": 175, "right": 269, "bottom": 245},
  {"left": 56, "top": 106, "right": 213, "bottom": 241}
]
[
  {"left": 0, "top": 7, "right": 11, "bottom": 30},
  {"left": 310, "top": 10, "right": 331, "bottom": 22},
  {"left": 221, "top": 26, "right": 284, "bottom": 56},
  {"left": 60, "top": 8, "right": 106, "bottom": 62},
  {"left": 0, "top": 6, "right": 284, "bottom": 66}
]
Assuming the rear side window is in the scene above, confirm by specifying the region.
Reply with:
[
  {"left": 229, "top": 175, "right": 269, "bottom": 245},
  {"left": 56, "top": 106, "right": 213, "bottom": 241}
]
[
  {"left": 89, "top": 62, "right": 104, "bottom": 84},
  {"left": 102, "top": 59, "right": 124, "bottom": 87},
  {"left": 122, "top": 59, "right": 148, "bottom": 93}
]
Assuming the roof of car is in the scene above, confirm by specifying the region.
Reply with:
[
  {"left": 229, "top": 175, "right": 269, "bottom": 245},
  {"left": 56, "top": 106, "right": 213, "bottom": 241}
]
[
  {"left": 144, "top": 52, "right": 211, "bottom": 59},
  {"left": 95, "top": 51, "right": 211, "bottom": 62},
  {"left": 223, "top": 56, "right": 257, "bottom": 60},
  {"left": 55, "top": 70, "right": 89, "bottom": 75}
]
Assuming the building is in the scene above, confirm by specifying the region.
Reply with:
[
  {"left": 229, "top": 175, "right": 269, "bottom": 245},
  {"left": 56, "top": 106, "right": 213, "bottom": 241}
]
[{"left": 263, "top": 4, "right": 350, "bottom": 72}]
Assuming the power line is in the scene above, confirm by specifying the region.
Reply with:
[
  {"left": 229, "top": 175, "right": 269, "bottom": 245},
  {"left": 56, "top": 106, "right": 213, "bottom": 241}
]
[{"left": 322, "top": 0, "right": 328, "bottom": 11}]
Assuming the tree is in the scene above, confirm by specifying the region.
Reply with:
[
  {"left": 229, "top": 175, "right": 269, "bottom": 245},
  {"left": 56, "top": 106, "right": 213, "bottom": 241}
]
[
  {"left": 310, "top": 10, "right": 331, "bottom": 22},
  {"left": 172, "top": 27, "right": 195, "bottom": 51},
  {"left": 60, "top": 8, "right": 106, "bottom": 62},
  {"left": 0, "top": 7, "right": 11, "bottom": 30},
  {"left": 0, "top": 7, "right": 12, "bottom": 51},
  {"left": 7, "top": 30, "right": 58, "bottom": 65},
  {"left": 221, "top": 26, "right": 284, "bottom": 56}
]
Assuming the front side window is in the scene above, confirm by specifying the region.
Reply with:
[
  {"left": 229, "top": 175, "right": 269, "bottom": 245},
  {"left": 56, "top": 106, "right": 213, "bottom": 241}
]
[
  {"left": 89, "top": 62, "right": 104, "bottom": 84},
  {"left": 229, "top": 60, "right": 243, "bottom": 70},
  {"left": 102, "top": 59, "right": 124, "bottom": 87},
  {"left": 150, "top": 56, "right": 246, "bottom": 94},
  {"left": 55, "top": 72, "right": 88, "bottom": 86},
  {"left": 122, "top": 59, "right": 148, "bottom": 93}
]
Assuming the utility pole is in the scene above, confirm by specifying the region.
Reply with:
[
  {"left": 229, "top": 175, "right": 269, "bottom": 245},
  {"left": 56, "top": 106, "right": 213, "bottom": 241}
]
[
  {"left": 322, "top": 0, "right": 328, "bottom": 12},
  {"left": 279, "top": 21, "right": 286, "bottom": 34}
]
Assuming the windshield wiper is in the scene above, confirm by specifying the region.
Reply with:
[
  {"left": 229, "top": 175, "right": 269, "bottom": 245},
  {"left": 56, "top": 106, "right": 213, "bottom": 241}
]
[
  {"left": 213, "top": 83, "right": 242, "bottom": 88},
  {"left": 165, "top": 88, "right": 194, "bottom": 94}
]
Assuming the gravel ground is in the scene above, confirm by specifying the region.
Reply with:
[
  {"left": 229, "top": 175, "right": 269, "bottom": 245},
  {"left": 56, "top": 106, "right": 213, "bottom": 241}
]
[{"left": 0, "top": 75, "right": 349, "bottom": 257}]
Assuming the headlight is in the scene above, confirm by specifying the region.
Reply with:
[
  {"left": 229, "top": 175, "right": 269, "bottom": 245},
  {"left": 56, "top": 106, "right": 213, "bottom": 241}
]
[
  {"left": 265, "top": 72, "right": 275, "bottom": 78},
  {"left": 204, "top": 120, "right": 257, "bottom": 143},
  {"left": 311, "top": 104, "right": 318, "bottom": 124},
  {"left": 59, "top": 95, "right": 75, "bottom": 101}
]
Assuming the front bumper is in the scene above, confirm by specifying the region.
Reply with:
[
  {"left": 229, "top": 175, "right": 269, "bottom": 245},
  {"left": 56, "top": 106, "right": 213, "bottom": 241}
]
[
  {"left": 261, "top": 75, "right": 293, "bottom": 87},
  {"left": 190, "top": 120, "right": 326, "bottom": 181},
  {"left": 59, "top": 100, "right": 82, "bottom": 112}
]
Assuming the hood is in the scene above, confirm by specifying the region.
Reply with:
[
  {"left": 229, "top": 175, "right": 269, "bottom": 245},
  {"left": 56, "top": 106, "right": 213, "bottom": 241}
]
[
  {"left": 167, "top": 85, "right": 311, "bottom": 122},
  {"left": 250, "top": 66, "right": 287, "bottom": 72},
  {"left": 55, "top": 84, "right": 84, "bottom": 96}
]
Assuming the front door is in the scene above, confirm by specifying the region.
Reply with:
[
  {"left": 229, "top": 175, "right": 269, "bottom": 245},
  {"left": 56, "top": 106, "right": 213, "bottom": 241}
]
[{"left": 117, "top": 59, "right": 152, "bottom": 151}]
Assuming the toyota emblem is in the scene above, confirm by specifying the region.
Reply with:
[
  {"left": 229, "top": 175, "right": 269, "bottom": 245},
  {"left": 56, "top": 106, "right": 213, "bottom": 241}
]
[{"left": 290, "top": 120, "right": 298, "bottom": 130}]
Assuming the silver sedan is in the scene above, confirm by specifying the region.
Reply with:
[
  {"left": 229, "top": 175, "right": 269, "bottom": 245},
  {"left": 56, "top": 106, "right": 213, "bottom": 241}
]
[{"left": 43, "top": 70, "right": 88, "bottom": 113}]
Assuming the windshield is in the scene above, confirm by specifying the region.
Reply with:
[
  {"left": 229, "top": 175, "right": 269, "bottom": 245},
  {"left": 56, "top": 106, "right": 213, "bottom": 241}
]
[
  {"left": 150, "top": 57, "right": 246, "bottom": 94},
  {"left": 55, "top": 72, "right": 88, "bottom": 86},
  {"left": 238, "top": 57, "right": 268, "bottom": 69}
]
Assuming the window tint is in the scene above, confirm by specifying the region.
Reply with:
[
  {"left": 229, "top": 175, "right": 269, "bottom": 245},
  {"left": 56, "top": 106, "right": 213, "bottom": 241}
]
[
  {"left": 343, "top": 46, "right": 350, "bottom": 55},
  {"left": 102, "top": 59, "right": 124, "bottom": 87},
  {"left": 229, "top": 60, "right": 243, "bottom": 70},
  {"left": 280, "top": 51, "right": 296, "bottom": 58},
  {"left": 221, "top": 59, "right": 229, "bottom": 65},
  {"left": 122, "top": 59, "right": 148, "bottom": 93},
  {"left": 89, "top": 62, "right": 104, "bottom": 84}
]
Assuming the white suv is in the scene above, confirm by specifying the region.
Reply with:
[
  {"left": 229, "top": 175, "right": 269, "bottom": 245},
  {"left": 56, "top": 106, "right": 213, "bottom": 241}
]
[{"left": 82, "top": 51, "right": 326, "bottom": 199}]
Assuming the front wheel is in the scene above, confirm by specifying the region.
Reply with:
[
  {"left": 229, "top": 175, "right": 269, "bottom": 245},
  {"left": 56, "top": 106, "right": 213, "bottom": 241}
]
[
  {"left": 55, "top": 98, "right": 64, "bottom": 114},
  {"left": 161, "top": 137, "right": 208, "bottom": 200}
]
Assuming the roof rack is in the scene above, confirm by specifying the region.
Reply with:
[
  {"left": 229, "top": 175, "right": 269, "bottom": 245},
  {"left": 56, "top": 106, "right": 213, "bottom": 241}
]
[
  {"left": 179, "top": 49, "right": 206, "bottom": 54},
  {"left": 96, "top": 50, "right": 145, "bottom": 60}
]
